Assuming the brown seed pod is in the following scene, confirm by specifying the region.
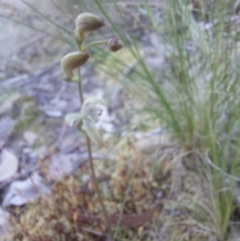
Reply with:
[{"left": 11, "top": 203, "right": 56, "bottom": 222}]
[
  {"left": 61, "top": 52, "right": 90, "bottom": 80},
  {"left": 108, "top": 38, "right": 123, "bottom": 52},
  {"left": 75, "top": 12, "right": 104, "bottom": 41}
]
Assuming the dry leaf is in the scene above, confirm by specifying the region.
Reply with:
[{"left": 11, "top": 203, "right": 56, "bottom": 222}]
[
  {"left": 74, "top": 201, "right": 164, "bottom": 228},
  {"left": 108, "top": 201, "right": 164, "bottom": 228}
]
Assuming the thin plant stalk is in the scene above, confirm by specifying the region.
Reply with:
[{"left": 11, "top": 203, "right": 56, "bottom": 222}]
[
  {"left": 77, "top": 68, "right": 84, "bottom": 103},
  {"left": 83, "top": 39, "right": 108, "bottom": 50},
  {"left": 77, "top": 66, "right": 113, "bottom": 240}
]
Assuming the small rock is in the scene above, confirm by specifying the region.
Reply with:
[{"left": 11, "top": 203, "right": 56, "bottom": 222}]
[
  {"left": 44, "top": 110, "right": 62, "bottom": 118},
  {"left": 23, "top": 131, "right": 38, "bottom": 146},
  {"left": 0, "top": 117, "right": 14, "bottom": 144},
  {"left": 2, "top": 172, "right": 50, "bottom": 207},
  {"left": 50, "top": 98, "right": 67, "bottom": 110},
  {"left": 0, "top": 149, "right": 18, "bottom": 182}
]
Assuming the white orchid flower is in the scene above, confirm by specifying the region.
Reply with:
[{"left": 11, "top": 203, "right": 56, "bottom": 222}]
[
  {"left": 65, "top": 113, "right": 83, "bottom": 126},
  {"left": 65, "top": 97, "right": 107, "bottom": 147}
]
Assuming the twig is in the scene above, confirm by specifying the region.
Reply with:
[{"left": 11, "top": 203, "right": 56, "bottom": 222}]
[{"left": 0, "top": 74, "right": 29, "bottom": 88}]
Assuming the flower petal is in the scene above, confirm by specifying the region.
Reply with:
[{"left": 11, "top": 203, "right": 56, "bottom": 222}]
[
  {"left": 81, "top": 97, "right": 107, "bottom": 117},
  {"left": 83, "top": 118, "right": 105, "bottom": 147},
  {"left": 83, "top": 97, "right": 107, "bottom": 106},
  {"left": 65, "top": 113, "right": 83, "bottom": 126}
]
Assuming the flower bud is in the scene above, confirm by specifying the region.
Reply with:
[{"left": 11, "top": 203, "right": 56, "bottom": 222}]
[
  {"left": 74, "top": 29, "right": 89, "bottom": 43},
  {"left": 61, "top": 52, "right": 90, "bottom": 80},
  {"left": 108, "top": 38, "right": 123, "bottom": 52},
  {"left": 75, "top": 12, "right": 104, "bottom": 41}
]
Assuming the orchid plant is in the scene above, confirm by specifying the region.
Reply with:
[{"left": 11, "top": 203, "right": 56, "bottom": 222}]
[
  {"left": 65, "top": 97, "right": 107, "bottom": 147},
  {"left": 60, "top": 12, "right": 123, "bottom": 240}
]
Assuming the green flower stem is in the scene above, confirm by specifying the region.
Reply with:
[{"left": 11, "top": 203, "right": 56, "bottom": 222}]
[
  {"left": 77, "top": 65, "right": 113, "bottom": 240},
  {"left": 83, "top": 39, "right": 108, "bottom": 50},
  {"left": 77, "top": 68, "right": 84, "bottom": 103}
]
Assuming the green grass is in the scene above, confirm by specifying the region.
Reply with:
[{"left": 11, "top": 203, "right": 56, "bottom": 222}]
[{"left": 93, "top": 0, "right": 240, "bottom": 240}]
